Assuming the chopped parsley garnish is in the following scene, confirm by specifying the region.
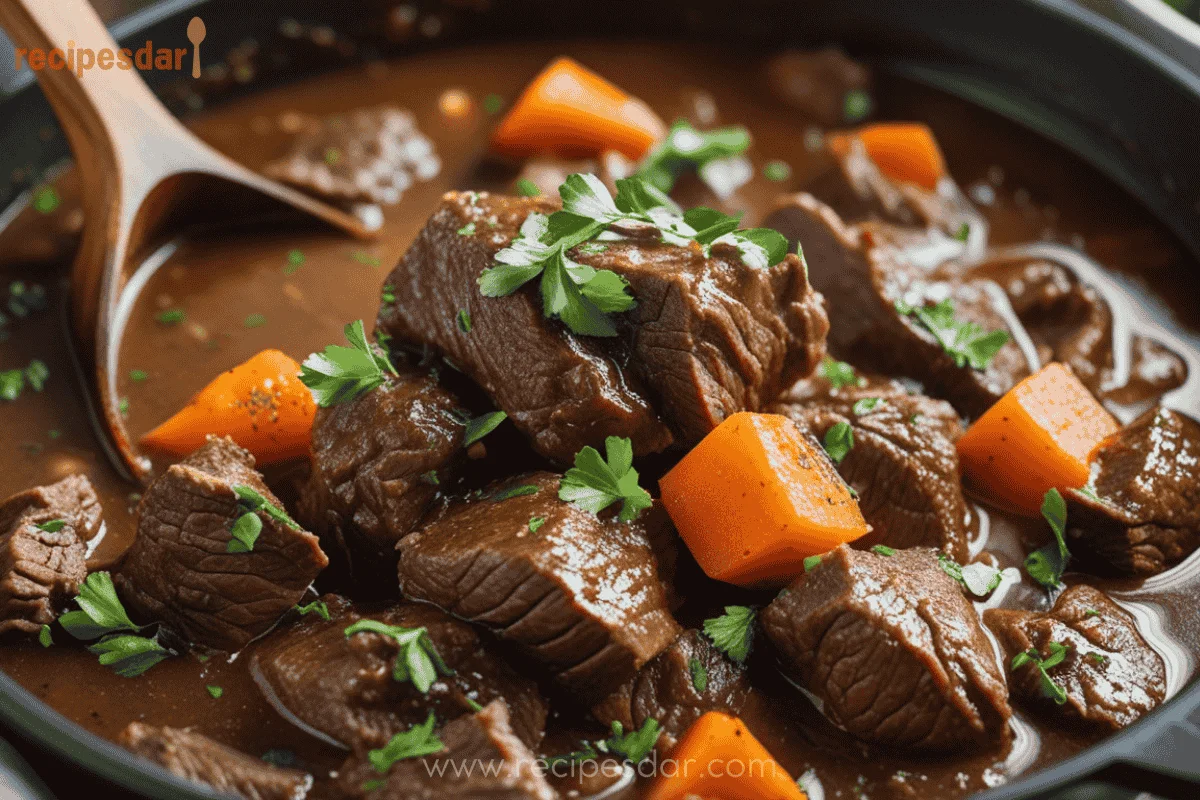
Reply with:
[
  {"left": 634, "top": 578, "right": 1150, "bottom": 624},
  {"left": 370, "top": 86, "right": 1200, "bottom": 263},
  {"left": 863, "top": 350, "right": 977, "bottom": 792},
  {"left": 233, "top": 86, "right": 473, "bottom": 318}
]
[
  {"left": 492, "top": 483, "right": 538, "bottom": 502},
  {"left": 284, "top": 249, "right": 305, "bottom": 274},
  {"left": 456, "top": 309, "right": 472, "bottom": 333},
  {"left": 38, "top": 624, "right": 52, "bottom": 647},
  {"left": 514, "top": 178, "right": 541, "bottom": 197},
  {"left": 362, "top": 779, "right": 387, "bottom": 793},
  {"left": 352, "top": 251, "right": 382, "bottom": 268},
  {"left": 1011, "top": 642, "right": 1070, "bottom": 705},
  {"left": 1088, "top": 652, "right": 1108, "bottom": 665},
  {"left": 344, "top": 620, "right": 454, "bottom": 693},
  {"left": 381, "top": 284, "right": 396, "bottom": 304},
  {"left": 702, "top": 605, "right": 755, "bottom": 663},
  {"left": 852, "top": 397, "right": 885, "bottom": 416},
  {"left": 155, "top": 308, "right": 186, "bottom": 325},
  {"left": 483, "top": 93, "right": 504, "bottom": 114},
  {"left": 367, "top": 713, "right": 444, "bottom": 774},
  {"left": 803, "top": 554, "right": 823, "bottom": 572},
  {"left": 25, "top": 360, "right": 48, "bottom": 392},
  {"left": 763, "top": 160, "right": 792, "bottom": 182},
  {"left": 938, "top": 553, "right": 1004, "bottom": 597},
  {"left": 871, "top": 545, "right": 896, "bottom": 556},
  {"left": 119, "top": 397, "right": 130, "bottom": 417},
  {"left": 462, "top": 410, "right": 507, "bottom": 447},
  {"left": 300, "top": 320, "right": 397, "bottom": 407},
  {"left": 822, "top": 421, "right": 854, "bottom": 464},
  {"left": 479, "top": 173, "right": 785, "bottom": 336},
  {"left": 689, "top": 657, "right": 708, "bottom": 693},
  {"left": 35, "top": 519, "right": 66, "bottom": 533},
  {"left": 32, "top": 185, "right": 61, "bottom": 214},
  {"left": 129, "top": 369, "right": 148, "bottom": 383},
  {"left": 955, "top": 222, "right": 971, "bottom": 242},
  {"left": 895, "top": 298, "right": 1009, "bottom": 370},
  {"left": 599, "top": 719, "right": 661, "bottom": 763},
  {"left": 1025, "top": 488, "right": 1070, "bottom": 589},
  {"left": 456, "top": 222, "right": 476, "bottom": 236},
  {"left": 0, "top": 369, "right": 23, "bottom": 401},
  {"left": 558, "top": 435, "right": 651, "bottom": 522},
  {"left": 420, "top": 470, "right": 439, "bottom": 486},
  {"left": 244, "top": 313, "right": 267, "bottom": 328},
  {"left": 58, "top": 572, "right": 170, "bottom": 677},
  {"left": 819, "top": 356, "right": 863, "bottom": 389},
  {"left": 227, "top": 485, "right": 298, "bottom": 554},
  {"left": 206, "top": 685, "right": 223, "bottom": 699},
  {"left": 1084, "top": 609, "right": 1101, "bottom": 618},
  {"left": 296, "top": 600, "right": 331, "bottom": 621},
  {"left": 842, "top": 89, "right": 873, "bottom": 123},
  {"left": 637, "top": 119, "right": 750, "bottom": 193},
  {"left": 528, "top": 516, "right": 546, "bottom": 533}
]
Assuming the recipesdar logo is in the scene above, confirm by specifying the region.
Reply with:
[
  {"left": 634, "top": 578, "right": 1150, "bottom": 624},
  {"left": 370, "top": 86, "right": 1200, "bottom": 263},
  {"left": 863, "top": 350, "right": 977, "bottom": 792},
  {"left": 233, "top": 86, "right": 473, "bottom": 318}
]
[{"left": 14, "top": 16, "right": 206, "bottom": 78}]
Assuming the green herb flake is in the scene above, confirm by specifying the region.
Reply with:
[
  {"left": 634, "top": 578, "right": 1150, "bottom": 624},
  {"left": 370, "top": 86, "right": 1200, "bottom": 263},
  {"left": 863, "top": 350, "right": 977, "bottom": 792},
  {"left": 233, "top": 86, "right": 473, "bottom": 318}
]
[
  {"left": 1025, "top": 488, "right": 1070, "bottom": 589},
  {"left": 324, "top": 147, "right": 341, "bottom": 166},
  {"left": 492, "top": 484, "right": 538, "bottom": 502},
  {"left": 381, "top": 285, "right": 396, "bottom": 304},
  {"left": 895, "top": 298, "right": 1009, "bottom": 370},
  {"left": 32, "top": 185, "right": 61, "bottom": 214},
  {"left": 0, "top": 370, "right": 23, "bottom": 402},
  {"left": 457, "top": 222, "right": 476, "bottom": 237},
  {"left": 483, "top": 93, "right": 504, "bottom": 114},
  {"left": 129, "top": 369, "right": 148, "bottom": 383},
  {"left": 244, "top": 313, "right": 267, "bottom": 329},
  {"left": 300, "top": 320, "right": 398, "bottom": 407},
  {"left": 118, "top": 398, "right": 130, "bottom": 418},
  {"left": 367, "top": 713, "right": 444, "bottom": 774},
  {"left": 35, "top": 519, "right": 66, "bottom": 533},
  {"left": 1088, "top": 652, "right": 1108, "bottom": 665},
  {"left": 456, "top": 309, "right": 472, "bottom": 333},
  {"left": 206, "top": 685, "right": 224, "bottom": 699},
  {"left": 514, "top": 178, "right": 542, "bottom": 197},
  {"left": 362, "top": 779, "right": 387, "bottom": 793},
  {"left": 462, "top": 410, "right": 507, "bottom": 447},
  {"left": 871, "top": 545, "right": 896, "bottom": 556},
  {"left": 345, "top": 620, "right": 454, "bottom": 693},
  {"left": 819, "top": 356, "right": 863, "bottom": 389},
  {"left": 688, "top": 657, "right": 708, "bottom": 693},
  {"left": 955, "top": 222, "right": 971, "bottom": 242},
  {"left": 937, "top": 553, "right": 1003, "bottom": 597},
  {"left": 822, "top": 421, "right": 854, "bottom": 464},
  {"left": 843, "top": 89, "right": 873, "bottom": 123},
  {"left": 296, "top": 600, "right": 331, "bottom": 621},
  {"left": 803, "top": 554, "right": 823, "bottom": 572},
  {"left": 637, "top": 119, "right": 750, "bottom": 193},
  {"left": 702, "top": 606, "right": 756, "bottom": 663},
  {"left": 528, "top": 516, "right": 546, "bottom": 533},
  {"left": 25, "top": 360, "right": 48, "bottom": 392},
  {"left": 558, "top": 436, "right": 652, "bottom": 522},
  {"left": 852, "top": 397, "right": 885, "bottom": 416},
  {"left": 1011, "top": 642, "right": 1070, "bottom": 705},
  {"left": 419, "top": 470, "right": 439, "bottom": 486},
  {"left": 155, "top": 309, "right": 186, "bottom": 326},
  {"left": 352, "top": 251, "right": 382, "bottom": 268},
  {"left": 763, "top": 160, "right": 792, "bottom": 182},
  {"left": 87, "top": 634, "right": 169, "bottom": 678},
  {"left": 599, "top": 718, "right": 661, "bottom": 764},
  {"left": 38, "top": 624, "right": 52, "bottom": 647},
  {"left": 284, "top": 249, "right": 306, "bottom": 274},
  {"left": 1084, "top": 609, "right": 1101, "bottom": 618}
]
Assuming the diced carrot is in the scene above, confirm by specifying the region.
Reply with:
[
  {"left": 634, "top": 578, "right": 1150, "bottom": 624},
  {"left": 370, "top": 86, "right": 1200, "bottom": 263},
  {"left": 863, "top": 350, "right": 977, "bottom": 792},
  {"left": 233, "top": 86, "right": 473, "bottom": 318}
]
[
  {"left": 490, "top": 57, "right": 666, "bottom": 161},
  {"left": 645, "top": 712, "right": 806, "bottom": 800},
  {"left": 828, "top": 122, "right": 947, "bottom": 191},
  {"left": 659, "top": 412, "right": 868, "bottom": 588},
  {"left": 957, "top": 362, "right": 1119, "bottom": 515},
  {"left": 141, "top": 349, "right": 315, "bottom": 464}
]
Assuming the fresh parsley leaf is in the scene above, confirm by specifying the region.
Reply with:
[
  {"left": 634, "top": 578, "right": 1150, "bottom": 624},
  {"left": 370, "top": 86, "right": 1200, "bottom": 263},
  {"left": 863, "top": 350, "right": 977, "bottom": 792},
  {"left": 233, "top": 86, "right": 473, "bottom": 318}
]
[
  {"left": 38, "top": 624, "right": 52, "bottom": 647},
  {"left": 492, "top": 484, "right": 538, "bottom": 502},
  {"left": 206, "top": 685, "right": 224, "bottom": 699},
  {"left": 233, "top": 485, "right": 300, "bottom": 531},
  {"left": 852, "top": 397, "right": 885, "bottom": 416},
  {"left": 0, "top": 369, "right": 23, "bottom": 401},
  {"left": 367, "top": 713, "right": 444, "bottom": 773},
  {"left": 528, "top": 516, "right": 546, "bottom": 533},
  {"left": 25, "top": 360, "right": 48, "bottom": 392},
  {"left": 1025, "top": 488, "right": 1070, "bottom": 589},
  {"left": 819, "top": 357, "right": 862, "bottom": 389},
  {"left": 59, "top": 572, "right": 139, "bottom": 640},
  {"left": 955, "top": 222, "right": 971, "bottom": 242},
  {"left": 227, "top": 511, "right": 263, "bottom": 554},
  {"left": 871, "top": 545, "right": 896, "bottom": 556},
  {"left": 1011, "top": 642, "right": 1070, "bottom": 705},
  {"left": 637, "top": 119, "right": 751, "bottom": 193},
  {"left": 689, "top": 657, "right": 708, "bottom": 693},
  {"left": 558, "top": 436, "right": 652, "bottom": 522},
  {"left": 456, "top": 309, "right": 472, "bottom": 333},
  {"left": 822, "top": 421, "right": 854, "bottom": 464},
  {"left": 514, "top": 178, "right": 541, "bottom": 197},
  {"left": 483, "top": 93, "right": 504, "bottom": 114},
  {"left": 456, "top": 222, "right": 476, "bottom": 236},
  {"left": 244, "top": 313, "right": 267, "bottom": 329},
  {"left": 155, "top": 308, "right": 185, "bottom": 325},
  {"left": 702, "top": 605, "right": 755, "bottom": 663},
  {"left": 362, "top": 779, "right": 387, "bottom": 793},
  {"left": 937, "top": 553, "right": 1003, "bottom": 597},
  {"left": 296, "top": 600, "right": 331, "bottom": 621},
  {"left": 1088, "top": 652, "right": 1108, "bottom": 665},
  {"left": 345, "top": 620, "right": 454, "bottom": 693},
  {"left": 599, "top": 719, "right": 661, "bottom": 764},
  {"left": 35, "top": 519, "right": 66, "bottom": 533},
  {"left": 88, "top": 634, "right": 169, "bottom": 678},
  {"left": 803, "top": 554, "right": 823, "bottom": 572},
  {"left": 463, "top": 411, "right": 507, "bottom": 447},
  {"left": 763, "top": 160, "right": 791, "bottom": 182},
  {"left": 842, "top": 89, "right": 873, "bottom": 123},
  {"left": 1084, "top": 609, "right": 1101, "bottom": 618},
  {"left": 896, "top": 298, "right": 1009, "bottom": 370},
  {"left": 300, "top": 320, "right": 398, "bottom": 407},
  {"left": 129, "top": 369, "right": 148, "bottom": 383}
]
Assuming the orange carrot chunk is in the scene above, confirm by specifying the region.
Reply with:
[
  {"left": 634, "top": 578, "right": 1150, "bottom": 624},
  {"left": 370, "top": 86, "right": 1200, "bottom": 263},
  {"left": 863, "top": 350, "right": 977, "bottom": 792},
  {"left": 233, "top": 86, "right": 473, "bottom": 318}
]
[
  {"left": 659, "top": 412, "right": 868, "bottom": 588},
  {"left": 490, "top": 56, "right": 666, "bottom": 161},
  {"left": 645, "top": 712, "right": 806, "bottom": 800},
  {"left": 141, "top": 349, "right": 315, "bottom": 464},
  {"left": 957, "top": 362, "right": 1119, "bottom": 515},
  {"left": 828, "top": 122, "right": 947, "bottom": 191}
]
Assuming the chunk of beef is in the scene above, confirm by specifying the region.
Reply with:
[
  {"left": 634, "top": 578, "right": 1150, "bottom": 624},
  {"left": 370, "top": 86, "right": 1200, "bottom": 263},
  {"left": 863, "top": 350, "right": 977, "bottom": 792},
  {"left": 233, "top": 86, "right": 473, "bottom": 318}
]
[
  {"left": 297, "top": 369, "right": 463, "bottom": 579},
  {"left": 765, "top": 48, "right": 872, "bottom": 127},
  {"left": 761, "top": 545, "right": 1011, "bottom": 752},
  {"left": 593, "top": 629, "right": 751, "bottom": 752},
  {"left": 397, "top": 471, "right": 680, "bottom": 703},
  {"left": 377, "top": 191, "right": 828, "bottom": 462},
  {"left": 1064, "top": 407, "right": 1200, "bottom": 576},
  {"left": 117, "top": 437, "right": 328, "bottom": 651},
  {"left": 251, "top": 595, "right": 546, "bottom": 750},
  {"left": 770, "top": 376, "right": 970, "bottom": 561},
  {"left": 764, "top": 193, "right": 1031, "bottom": 418},
  {"left": 334, "top": 701, "right": 556, "bottom": 800},
  {"left": 119, "top": 722, "right": 311, "bottom": 800},
  {"left": 0, "top": 475, "right": 101, "bottom": 635},
  {"left": 985, "top": 584, "right": 1166, "bottom": 729}
]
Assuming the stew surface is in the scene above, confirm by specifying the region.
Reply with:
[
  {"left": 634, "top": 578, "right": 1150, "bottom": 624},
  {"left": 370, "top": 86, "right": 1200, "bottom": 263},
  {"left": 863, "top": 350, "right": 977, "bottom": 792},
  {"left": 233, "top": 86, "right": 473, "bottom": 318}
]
[{"left": 1, "top": 35, "right": 1199, "bottom": 800}]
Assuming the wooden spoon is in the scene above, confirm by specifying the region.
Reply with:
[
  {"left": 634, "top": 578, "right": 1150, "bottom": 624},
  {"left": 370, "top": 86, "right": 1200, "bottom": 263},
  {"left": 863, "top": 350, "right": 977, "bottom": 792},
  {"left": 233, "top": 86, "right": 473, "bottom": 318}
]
[
  {"left": 186, "top": 16, "right": 205, "bottom": 80},
  {"left": 0, "top": 0, "right": 376, "bottom": 483}
]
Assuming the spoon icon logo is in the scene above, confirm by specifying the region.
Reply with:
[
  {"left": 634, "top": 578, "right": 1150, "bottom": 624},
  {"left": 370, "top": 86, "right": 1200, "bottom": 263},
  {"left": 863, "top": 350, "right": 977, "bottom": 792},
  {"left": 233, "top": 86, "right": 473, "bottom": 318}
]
[{"left": 186, "top": 17, "right": 206, "bottom": 79}]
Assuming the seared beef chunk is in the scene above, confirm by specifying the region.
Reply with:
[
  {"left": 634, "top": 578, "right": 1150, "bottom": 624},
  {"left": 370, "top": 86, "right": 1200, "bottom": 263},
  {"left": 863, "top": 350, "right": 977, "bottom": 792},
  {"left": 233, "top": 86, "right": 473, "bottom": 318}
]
[
  {"left": 251, "top": 595, "right": 546, "bottom": 749},
  {"left": 761, "top": 545, "right": 1011, "bottom": 752},
  {"left": 377, "top": 191, "right": 827, "bottom": 462},
  {"left": 119, "top": 722, "right": 311, "bottom": 800},
  {"left": 764, "top": 193, "right": 1031, "bottom": 418},
  {"left": 765, "top": 48, "right": 872, "bottom": 127},
  {"left": 594, "top": 629, "right": 751, "bottom": 752},
  {"left": 985, "top": 585, "right": 1166, "bottom": 729},
  {"left": 1064, "top": 407, "right": 1200, "bottom": 576},
  {"left": 334, "top": 701, "right": 556, "bottom": 800},
  {"left": 0, "top": 475, "right": 100, "bottom": 635},
  {"left": 118, "top": 437, "right": 328, "bottom": 651},
  {"left": 397, "top": 471, "right": 680, "bottom": 702},
  {"left": 298, "top": 369, "right": 463, "bottom": 576},
  {"left": 771, "top": 376, "right": 970, "bottom": 561}
]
